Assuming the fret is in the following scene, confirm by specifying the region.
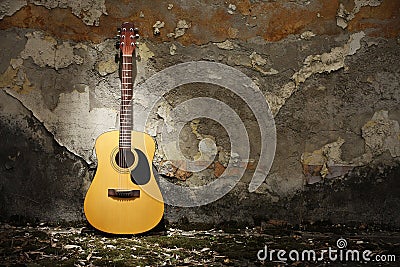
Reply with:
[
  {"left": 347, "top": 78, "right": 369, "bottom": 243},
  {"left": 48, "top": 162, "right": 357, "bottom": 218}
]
[{"left": 119, "top": 47, "right": 135, "bottom": 149}]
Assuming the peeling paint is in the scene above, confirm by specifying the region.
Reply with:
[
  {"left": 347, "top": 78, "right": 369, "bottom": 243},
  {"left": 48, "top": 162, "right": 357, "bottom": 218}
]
[
  {"left": 265, "top": 82, "right": 296, "bottom": 116},
  {"left": 336, "top": 0, "right": 383, "bottom": 29},
  {"left": 250, "top": 52, "right": 267, "bottom": 66},
  {"left": 302, "top": 137, "right": 347, "bottom": 167},
  {"left": 293, "top": 31, "right": 365, "bottom": 85},
  {"left": 5, "top": 85, "right": 117, "bottom": 164},
  {"left": 137, "top": 42, "right": 155, "bottom": 61},
  {"left": 96, "top": 59, "right": 118, "bottom": 76},
  {"left": 173, "top": 20, "right": 191, "bottom": 39},
  {"left": 169, "top": 43, "right": 177, "bottom": 55},
  {"left": 0, "top": 34, "right": 124, "bottom": 164},
  {"left": 227, "top": 3, "right": 236, "bottom": 15},
  {"left": 153, "top": 21, "right": 165, "bottom": 35},
  {"left": 301, "top": 110, "right": 400, "bottom": 184},
  {"left": 362, "top": 110, "right": 400, "bottom": 158},
  {"left": 0, "top": 66, "right": 18, "bottom": 88},
  {"left": 300, "top": 31, "right": 316, "bottom": 40},
  {"left": 301, "top": 138, "right": 355, "bottom": 184},
  {"left": 31, "top": 0, "right": 107, "bottom": 26},
  {"left": 136, "top": 42, "right": 156, "bottom": 83},
  {"left": 214, "top": 40, "right": 235, "bottom": 50},
  {"left": 267, "top": 32, "right": 366, "bottom": 116},
  {"left": 0, "top": 0, "right": 26, "bottom": 20},
  {"left": 21, "top": 31, "right": 83, "bottom": 70}
]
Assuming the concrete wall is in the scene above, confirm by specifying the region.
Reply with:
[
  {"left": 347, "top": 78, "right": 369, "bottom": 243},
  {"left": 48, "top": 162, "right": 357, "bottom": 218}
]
[{"left": 0, "top": 0, "right": 399, "bottom": 227}]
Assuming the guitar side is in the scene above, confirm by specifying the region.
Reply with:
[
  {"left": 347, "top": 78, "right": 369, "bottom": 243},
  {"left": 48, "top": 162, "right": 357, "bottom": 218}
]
[{"left": 84, "top": 130, "right": 164, "bottom": 234}]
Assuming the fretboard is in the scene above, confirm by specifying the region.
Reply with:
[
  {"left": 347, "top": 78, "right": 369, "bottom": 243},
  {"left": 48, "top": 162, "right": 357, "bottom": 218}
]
[{"left": 119, "top": 54, "right": 134, "bottom": 149}]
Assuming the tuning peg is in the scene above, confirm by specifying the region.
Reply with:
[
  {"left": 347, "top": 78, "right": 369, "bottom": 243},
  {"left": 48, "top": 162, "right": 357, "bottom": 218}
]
[
  {"left": 130, "top": 34, "right": 140, "bottom": 39},
  {"left": 117, "top": 27, "right": 121, "bottom": 34},
  {"left": 135, "top": 41, "right": 140, "bottom": 47},
  {"left": 116, "top": 34, "right": 121, "bottom": 39},
  {"left": 115, "top": 54, "right": 120, "bottom": 63},
  {"left": 134, "top": 28, "right": 139, "bottom": 34},
  {"left": 115, "top": 41, "right": 120, "bottom": 49}
]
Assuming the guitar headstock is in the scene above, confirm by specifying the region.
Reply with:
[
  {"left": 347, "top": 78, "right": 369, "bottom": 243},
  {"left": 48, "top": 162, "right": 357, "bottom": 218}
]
[{"left": 116, "top": 22, "right": 139, "bottom": 56}]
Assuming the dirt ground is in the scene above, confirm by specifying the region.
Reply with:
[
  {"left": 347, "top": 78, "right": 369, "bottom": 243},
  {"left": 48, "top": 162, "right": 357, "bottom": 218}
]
[{"left": 0, "top": 222, "right": 399, "bottom": 266}]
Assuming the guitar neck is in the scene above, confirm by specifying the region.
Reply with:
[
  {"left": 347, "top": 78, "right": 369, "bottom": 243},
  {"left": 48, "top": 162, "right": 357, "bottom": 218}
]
[{"left": 119, "top": 53, "right": 135, "bottom": 149}]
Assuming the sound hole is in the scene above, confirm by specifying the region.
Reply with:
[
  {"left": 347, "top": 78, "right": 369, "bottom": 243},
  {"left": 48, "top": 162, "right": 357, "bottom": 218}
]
[{"left": 115, "top": 149, "right": 135, "bottom": 168}]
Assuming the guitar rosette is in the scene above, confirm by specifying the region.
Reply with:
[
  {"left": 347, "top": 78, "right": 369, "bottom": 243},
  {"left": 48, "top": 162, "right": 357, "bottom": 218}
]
[{"left": 132, "top": 61, "right": 276, "bottom": 207}]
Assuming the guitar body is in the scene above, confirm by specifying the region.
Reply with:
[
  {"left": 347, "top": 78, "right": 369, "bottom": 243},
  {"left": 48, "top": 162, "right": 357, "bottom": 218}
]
[{"left": 84, "top": 130, "right": 164, "bottom": 234}]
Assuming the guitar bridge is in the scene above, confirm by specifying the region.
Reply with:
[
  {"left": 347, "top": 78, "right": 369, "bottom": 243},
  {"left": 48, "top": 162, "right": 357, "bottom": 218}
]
[{"left": 108, "top": 189, "right": 140, "bottom": 199}]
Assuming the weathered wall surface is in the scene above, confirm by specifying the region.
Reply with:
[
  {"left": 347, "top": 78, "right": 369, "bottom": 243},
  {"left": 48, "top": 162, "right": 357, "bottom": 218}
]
[{"left": 0, "top": 0, "right": 399, "bottom": 227}]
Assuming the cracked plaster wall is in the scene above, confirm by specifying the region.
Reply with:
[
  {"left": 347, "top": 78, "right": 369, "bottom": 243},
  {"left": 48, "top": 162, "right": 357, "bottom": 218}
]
[{"left": 0, "top": 0, "right": 399, "bottom": 227}]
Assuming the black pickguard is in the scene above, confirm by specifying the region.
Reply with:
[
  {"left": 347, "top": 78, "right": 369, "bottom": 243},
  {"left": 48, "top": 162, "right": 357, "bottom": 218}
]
[{"left": 130, "top": 149, "right": 151, "bottom": 185}]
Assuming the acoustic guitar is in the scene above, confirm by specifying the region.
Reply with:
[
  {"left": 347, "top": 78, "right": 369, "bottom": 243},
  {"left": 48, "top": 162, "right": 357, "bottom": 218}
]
[{"left": 84, "top": 22, "right": 164, "bottom": 234}]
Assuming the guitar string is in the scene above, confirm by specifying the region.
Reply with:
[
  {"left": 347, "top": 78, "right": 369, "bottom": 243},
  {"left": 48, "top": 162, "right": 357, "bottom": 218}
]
[{"left": 120, "top": 47, "right": 134, "bottom": 191}]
